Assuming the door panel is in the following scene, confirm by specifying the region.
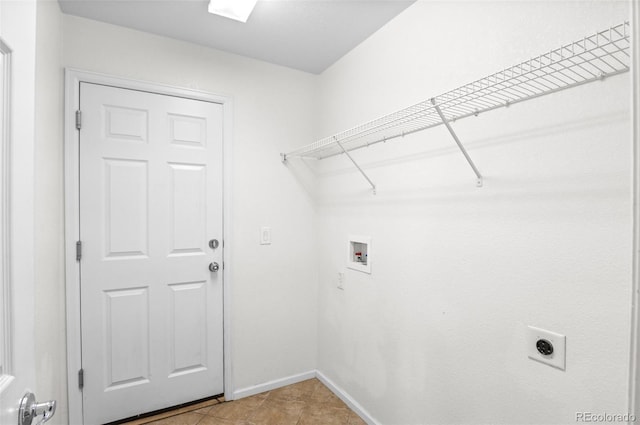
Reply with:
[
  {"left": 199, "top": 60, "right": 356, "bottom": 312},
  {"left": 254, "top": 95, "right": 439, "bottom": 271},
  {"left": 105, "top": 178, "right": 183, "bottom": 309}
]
[
  {"left": 79, "top": 83, "right": 224, "bottom": 424},
  {"left": 168, "top": 281, "right": 207, "bottom": 375},
  {"left": 168, "top": 114, "right": 207, "bottom": 148},
  {"left": 104, "top": 159, "right": 149, "bottom": 257},
  {"left": 103, "top": 287, "right": 150, "bottom": 390},
  {"left": 168, "top": 163, "right": 207, "bottom": 255}
]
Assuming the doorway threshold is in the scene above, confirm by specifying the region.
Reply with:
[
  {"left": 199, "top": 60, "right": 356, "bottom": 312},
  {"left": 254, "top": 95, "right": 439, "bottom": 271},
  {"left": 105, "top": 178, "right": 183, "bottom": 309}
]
[{"left": 107, "top": 394, "right": 225, "bottom": 425}]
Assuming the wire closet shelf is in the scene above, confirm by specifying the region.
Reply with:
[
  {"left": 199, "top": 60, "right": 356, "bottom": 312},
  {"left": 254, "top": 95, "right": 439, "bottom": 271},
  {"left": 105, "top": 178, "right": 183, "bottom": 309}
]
[{"left": 281, "top": 21, "right": 631, "bottom": 192}]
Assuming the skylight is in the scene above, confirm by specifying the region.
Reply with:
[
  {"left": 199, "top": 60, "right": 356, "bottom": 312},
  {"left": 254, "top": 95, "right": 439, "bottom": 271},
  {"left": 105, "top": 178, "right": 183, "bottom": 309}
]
[{"left": 208, "top": 0, "right": 258, "bottom": 23}]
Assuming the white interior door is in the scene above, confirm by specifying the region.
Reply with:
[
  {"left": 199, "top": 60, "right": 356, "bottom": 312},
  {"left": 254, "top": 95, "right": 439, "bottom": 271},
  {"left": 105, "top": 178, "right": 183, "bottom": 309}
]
[
  {"left": 79, "top": 82, "right": 224, "bottom": 424},
  {"left": 0, "top": 6, "right": 39, "bottom": 424}
]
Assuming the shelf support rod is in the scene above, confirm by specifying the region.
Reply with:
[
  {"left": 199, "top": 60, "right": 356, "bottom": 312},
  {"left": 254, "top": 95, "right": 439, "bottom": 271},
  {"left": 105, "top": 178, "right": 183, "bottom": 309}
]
[
  {"left": 430, "top": 98, "right": 483, "bottom": 187},
  {"left": 335, "top": 139, "right": 377, "bottom": 195}
]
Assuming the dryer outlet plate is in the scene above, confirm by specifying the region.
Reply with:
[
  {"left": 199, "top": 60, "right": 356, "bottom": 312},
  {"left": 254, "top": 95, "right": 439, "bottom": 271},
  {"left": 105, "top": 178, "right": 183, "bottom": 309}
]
[{"left": 526, "top": 325, "right": 566, "bottom": 370}]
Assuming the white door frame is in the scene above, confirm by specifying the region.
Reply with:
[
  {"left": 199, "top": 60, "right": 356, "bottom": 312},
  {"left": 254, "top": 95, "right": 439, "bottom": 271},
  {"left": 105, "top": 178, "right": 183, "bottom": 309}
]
[
  {"left": 630, "top": 0, "right": 640, "bottom": 420},
  {"left": 64, "top": 68, "right": 234, "bottom": 425},
  {"left": 0, "top": 36, "right": 12, "bottom": 390}
]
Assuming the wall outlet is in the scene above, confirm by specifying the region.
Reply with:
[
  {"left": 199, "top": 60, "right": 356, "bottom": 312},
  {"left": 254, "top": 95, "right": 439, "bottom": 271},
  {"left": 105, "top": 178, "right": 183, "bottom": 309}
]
[
  {"left": 337, "top": 272, "right": 345, "bottom": 290},
  {"left": 526, "top": 325, "right": 566, "bottom": 370},
  {"left": 260, "top": 227, "right": 271, "bottom": 245}
]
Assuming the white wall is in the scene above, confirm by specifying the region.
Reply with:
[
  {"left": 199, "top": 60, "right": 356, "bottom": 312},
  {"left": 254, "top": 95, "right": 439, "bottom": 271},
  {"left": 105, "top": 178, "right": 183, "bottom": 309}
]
[
  {"left": 314, "top": 1, "right": 632, "bottom": 424},
  {"left": 633, "top": 0, "right": 640, "bottom": 416},
  {"left": 29, "top": 2, "right": 637, "bottom": 424},
  {"left": 30, "top": 11, "right": 319, "bottom": 424},
  {"left": 62, "top": 9, "right": 319, "bottom": 395},
  {"left": 34, "top": 1, "right": 65, "bottom": 424}
]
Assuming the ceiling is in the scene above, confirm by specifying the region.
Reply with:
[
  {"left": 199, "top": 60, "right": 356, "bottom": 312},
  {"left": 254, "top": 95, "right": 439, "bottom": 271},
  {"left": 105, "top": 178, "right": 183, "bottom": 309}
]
[{"left": 57, "top": 0, "right": 416, "bottom": 74}]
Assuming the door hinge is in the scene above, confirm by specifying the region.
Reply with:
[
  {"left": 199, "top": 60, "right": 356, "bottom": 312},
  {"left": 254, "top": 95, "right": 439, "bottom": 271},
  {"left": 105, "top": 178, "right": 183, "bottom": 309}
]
[
  {"left": 75, "top": 110, "right": 82, "bottom": 130},
  {"left": 78, "top": 368, "right": 84, "bottom": 389},
  {"left": 76, "top": 241, "right": 82, "bottom": 261}
]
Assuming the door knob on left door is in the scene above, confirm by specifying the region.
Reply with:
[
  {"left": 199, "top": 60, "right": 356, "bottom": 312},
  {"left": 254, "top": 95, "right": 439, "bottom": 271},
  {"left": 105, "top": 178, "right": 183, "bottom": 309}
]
[
  {"left": 19, "top": 392, "right": 56, "bottom": 425},
  {"left": 209, "top": 262, "right": 220, "bottom": 272}
]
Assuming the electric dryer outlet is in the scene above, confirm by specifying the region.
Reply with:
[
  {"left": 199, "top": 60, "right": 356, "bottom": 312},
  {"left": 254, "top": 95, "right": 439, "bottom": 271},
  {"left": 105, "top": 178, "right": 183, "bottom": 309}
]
[{"left": 526, "top": 325, "right": 566, "bottom": 370}]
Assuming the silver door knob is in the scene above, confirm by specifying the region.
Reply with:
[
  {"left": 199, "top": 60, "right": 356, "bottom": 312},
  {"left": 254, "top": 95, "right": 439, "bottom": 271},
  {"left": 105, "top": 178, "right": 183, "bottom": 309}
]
[
  {"left": 209, "top": 262, "right": 220, "bottom": 272},
  {"left": 19, "top": 392, "right": 56, "bottom": 425}
]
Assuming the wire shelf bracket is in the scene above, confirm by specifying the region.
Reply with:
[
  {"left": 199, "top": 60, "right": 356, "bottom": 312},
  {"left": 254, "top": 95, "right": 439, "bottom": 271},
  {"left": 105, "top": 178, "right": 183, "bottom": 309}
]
[
  {"left": 335, "top": 138, "right": 377, "bottom": 194},
  {"left": 430, "top": 98, "right": 483, "bottom": 187},
  {"left": 281, "top": 21, "right": 630, "bottom": 193}
]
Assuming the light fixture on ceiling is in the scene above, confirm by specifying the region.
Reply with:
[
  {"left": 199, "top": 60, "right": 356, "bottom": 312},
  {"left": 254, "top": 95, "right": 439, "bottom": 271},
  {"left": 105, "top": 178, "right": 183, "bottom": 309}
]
[{"left": 208, "top": 0, "right": 258, "bottom": 23}]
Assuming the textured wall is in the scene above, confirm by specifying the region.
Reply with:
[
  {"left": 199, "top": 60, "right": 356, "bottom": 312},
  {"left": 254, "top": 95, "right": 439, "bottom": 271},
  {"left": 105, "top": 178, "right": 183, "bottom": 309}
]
[{"left": 314, "top": 1, "right": 632, "bottom": 423}]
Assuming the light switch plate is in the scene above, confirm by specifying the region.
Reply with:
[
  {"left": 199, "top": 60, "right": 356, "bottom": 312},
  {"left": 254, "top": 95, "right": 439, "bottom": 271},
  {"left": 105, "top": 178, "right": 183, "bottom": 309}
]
[
  {"left": 526, "top": 325, "right": 566, "bottom": 370},
  {"left": 260, "top": 227, "right": 271, "bottom": 245},
  {"left": 337, "top": 272, "right": 345, "bottom": 290}
]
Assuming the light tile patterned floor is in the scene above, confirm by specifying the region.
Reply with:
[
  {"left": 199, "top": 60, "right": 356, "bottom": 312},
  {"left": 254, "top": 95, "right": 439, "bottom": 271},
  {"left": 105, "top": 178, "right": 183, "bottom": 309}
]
[{"left": 123, "top": 378, "right": 366, "bottom": 425}]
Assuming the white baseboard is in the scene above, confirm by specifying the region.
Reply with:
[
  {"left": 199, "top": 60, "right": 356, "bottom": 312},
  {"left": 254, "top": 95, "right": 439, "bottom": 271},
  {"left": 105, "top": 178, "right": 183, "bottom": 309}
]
[
  {"left": 233, "top": 370, "right": 317, "bottom": 400},
  {"left": 315, "top": 370, "right": 380, "bottom": 425},
  {"left": 232, "top": 369, "right": 379, "bottom": 425}
]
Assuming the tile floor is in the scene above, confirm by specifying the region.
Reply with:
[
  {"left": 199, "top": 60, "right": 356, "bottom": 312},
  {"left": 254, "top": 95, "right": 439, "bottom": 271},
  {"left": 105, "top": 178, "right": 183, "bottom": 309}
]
[{"left": 122, "top": 378, "right": 366, "bottom": 425}]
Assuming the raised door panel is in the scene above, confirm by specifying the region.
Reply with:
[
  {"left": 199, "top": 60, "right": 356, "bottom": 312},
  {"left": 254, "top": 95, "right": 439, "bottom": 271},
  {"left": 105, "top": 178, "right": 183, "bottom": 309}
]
[
  {"left": 168, "top": 282, "right": 207, "bottom": 378},
  {"left": 105, "top": 105, "right": 148, "bottom": 143},
  {"left": 168, "top": 163, "right": 206, "bottom": 256},
  {"left": 169, "top": 113, "right": 206, "bottom": 148},
  {"left": 104, "top": 159, "right": 148, "bottom": 258},
  {"left": 103, "top": 287, "right": 150, "bottom": 390}
]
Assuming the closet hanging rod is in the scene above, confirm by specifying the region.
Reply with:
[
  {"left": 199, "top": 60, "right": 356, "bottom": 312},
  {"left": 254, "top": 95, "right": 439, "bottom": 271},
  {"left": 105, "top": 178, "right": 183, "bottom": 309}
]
[{"left": 281, "top": 21, "right": 630, "bottom": 162}]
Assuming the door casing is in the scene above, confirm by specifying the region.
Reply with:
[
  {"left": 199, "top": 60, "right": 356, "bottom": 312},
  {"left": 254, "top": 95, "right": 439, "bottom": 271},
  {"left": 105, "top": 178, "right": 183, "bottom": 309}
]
[
  {"left": 629, "top": 0, "right": 640, "bottom": 419},
  {"left": 64, "top": 69, "right": 234, "bottom": 425}
]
